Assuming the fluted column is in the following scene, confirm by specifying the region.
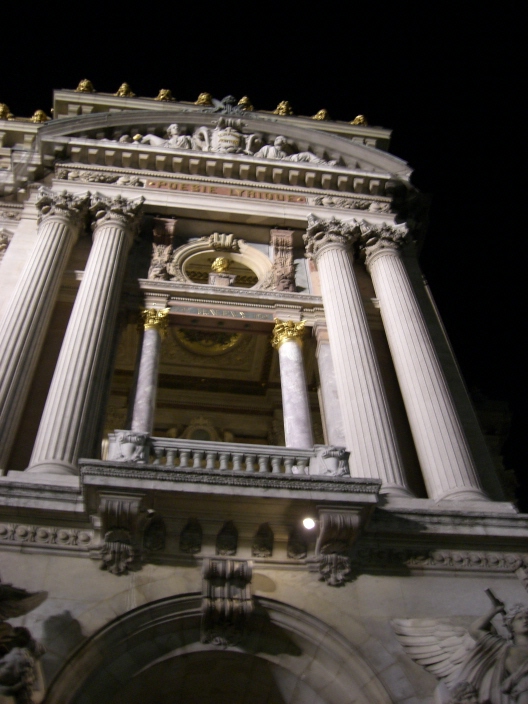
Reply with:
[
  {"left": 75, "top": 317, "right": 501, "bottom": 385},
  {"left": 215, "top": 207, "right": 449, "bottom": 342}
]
[
  {"left": 271, "top": 320, "right": 314, "bottom": 449},
  {"left": 0, "top": 189, "right": 89, "bottom": 471},
  {"left": 314, "top": 323, "right": 346, "bottom": 446},
  {"left": 130, "top": 308, "right": 169, "bottom": 434},
  {"left": 361, "top": 222, "right": 487, "bottom": 501},
  {"left": 28, "top": 194, "right": 144, "bottom": 475},
  {"left": 304, "top": 215, "right": 410, "bottom": 494}
]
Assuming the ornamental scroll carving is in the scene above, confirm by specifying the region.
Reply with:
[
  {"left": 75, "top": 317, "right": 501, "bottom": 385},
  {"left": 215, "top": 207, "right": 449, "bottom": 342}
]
[
  {"left": 393, "top": 589, "right": 528, "bottom": 703},
  {"left": 36, "top": 187, "right": 90, "bottom": 228},
  {"left": 201, "top": 558, "right": 254, "bottom": 647},
  {"left": 260, "top": 229, "right": 296, "bottom": 292},
  {"left": 0, "top": 580, "right": 48, "bottom": 703},
  {"left": 90, "top": 494, "right": 165, "bottom": 575},
  {"left": 358, "top": 220, "right": 409, "bottom": 267},
  {"left": 303, "top": 214, "right": 360, "bottom": 260}
]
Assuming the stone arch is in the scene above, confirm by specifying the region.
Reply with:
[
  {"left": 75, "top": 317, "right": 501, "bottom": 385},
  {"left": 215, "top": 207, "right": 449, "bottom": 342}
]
[
  {"left": 45, "top": 594, "right": 396, "bottom": 704},
  {"left": 171, "top": 236, "right": 272, "bottom": 287}
]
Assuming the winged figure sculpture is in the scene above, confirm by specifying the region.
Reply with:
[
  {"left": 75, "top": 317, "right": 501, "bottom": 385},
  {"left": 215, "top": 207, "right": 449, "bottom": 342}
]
[{"left": 392, "top": 590, "right": 528, "bottom": 703}]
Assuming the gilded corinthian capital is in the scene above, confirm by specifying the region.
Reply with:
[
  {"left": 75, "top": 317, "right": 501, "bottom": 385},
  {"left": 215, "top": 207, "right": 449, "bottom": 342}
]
[
  {"left": 303, "top": 214, "right": 360, "bottom": 260},
  {"left": 89, "top": 193, "right": 145, "bottom": 232},
  {"left": 140, "top": 308, "right": 170, "bottom": 337},
  {"left": 36, "top": 188, "right": 90, "bottom": 226},
  {"left": 271, "top": 319, "right": 305, "bottom": 349},
  {"left": 358, "top": 220, "right": 409, "bottom": 268}
]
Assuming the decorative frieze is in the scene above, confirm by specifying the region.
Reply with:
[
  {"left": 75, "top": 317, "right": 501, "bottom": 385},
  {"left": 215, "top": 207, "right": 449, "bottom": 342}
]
[{"left": 0, "top": 522, "right": 94, "bottom": 548}]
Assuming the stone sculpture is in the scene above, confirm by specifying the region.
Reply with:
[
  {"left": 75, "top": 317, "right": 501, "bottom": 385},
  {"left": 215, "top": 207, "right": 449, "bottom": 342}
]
[
  {"left": 148, "top": 243, "right": 173, "bottom": 280},
  {"left": 140, "top": 123, "right": 193, "bottom": 150},
  {"left": 0, "top": 580, "right": 47, "bottom": 703},
  {"left": 192, "top": 118, "right": 261, "bottom": 154},
  {"left": 393, "top": 589, "right": 528, "bottom": 703},
  {"left": 255, "top": 135, "right": 336, "bottom": 165}
]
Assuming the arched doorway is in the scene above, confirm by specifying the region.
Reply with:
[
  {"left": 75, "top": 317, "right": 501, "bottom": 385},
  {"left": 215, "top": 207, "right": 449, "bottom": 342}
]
[{"left": 45, "top": 595, "right": 394, "bottom": 704}]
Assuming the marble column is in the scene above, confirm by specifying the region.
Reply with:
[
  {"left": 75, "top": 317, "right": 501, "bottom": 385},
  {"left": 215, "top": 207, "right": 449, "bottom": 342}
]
[
  {"left": 304, "top": 215, "right": 410, "bottom": 495},
  {"left": 130, "top": 308, "right": 170, "bottom": 434},
  {"left": 27, "top": 194, "right": 144, "bottom": 475},
  {"left": 0, "top": 189, "right": 89, "bottom": 472},
  {"left": 313, "top": 323, "right": 346, "bottom": 446},
  {"left": 271, "top": 320, "right": 314, "bottom": 449},
  {"left": 361, "top": 222, "right": 488, "bottom": 501}
]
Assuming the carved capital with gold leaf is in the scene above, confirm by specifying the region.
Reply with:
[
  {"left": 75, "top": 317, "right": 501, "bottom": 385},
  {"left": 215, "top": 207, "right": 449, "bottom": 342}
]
[
  {"left": 271, "top": 319, "right": 306, "bottom": 349},
  {"left": 139, "top": 308, "right": 170, "bottom": 337}
]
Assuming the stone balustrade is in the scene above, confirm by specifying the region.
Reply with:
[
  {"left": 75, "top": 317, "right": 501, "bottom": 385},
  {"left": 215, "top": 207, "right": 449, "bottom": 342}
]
[{"left": 106, "top": 432, "right": 350, "bottom": 477}]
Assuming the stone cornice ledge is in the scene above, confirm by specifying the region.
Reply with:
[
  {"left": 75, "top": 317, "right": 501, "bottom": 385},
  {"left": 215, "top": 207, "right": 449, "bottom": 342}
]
[{"left": 80, "top": 460, "right": 380, "bottom": 503}]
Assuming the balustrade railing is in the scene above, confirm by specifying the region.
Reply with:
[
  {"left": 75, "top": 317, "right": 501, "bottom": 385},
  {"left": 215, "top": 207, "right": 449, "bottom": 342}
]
[{"left": 106, "top": 432, "right": 349, "bottom": 477}]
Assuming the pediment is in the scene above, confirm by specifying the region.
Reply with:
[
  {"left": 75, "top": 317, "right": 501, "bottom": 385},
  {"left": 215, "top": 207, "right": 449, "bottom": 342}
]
[{"left": 37, "top": 110, "right": 411, "bottom": 180}]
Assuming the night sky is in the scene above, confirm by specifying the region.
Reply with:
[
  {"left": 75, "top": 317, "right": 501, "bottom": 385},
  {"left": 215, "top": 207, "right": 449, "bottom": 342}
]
[{"left": 1, "top": 4, "right": 524, "bottom": 504}]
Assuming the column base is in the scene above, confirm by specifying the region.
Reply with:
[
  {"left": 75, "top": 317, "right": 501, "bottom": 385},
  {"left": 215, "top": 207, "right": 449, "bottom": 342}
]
[
  {"left": 26, "top": 460, "right": 79, "bottom": 476},
  {"left": 434, "top": 486, "right": 489, "bottom": 502},
  {"left": 379, "top": 483, "right": 414, "bottom": 498}
]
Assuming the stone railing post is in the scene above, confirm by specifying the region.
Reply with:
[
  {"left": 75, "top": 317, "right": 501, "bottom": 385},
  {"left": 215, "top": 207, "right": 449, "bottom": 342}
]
[
  {"left": 304, "top": 215, "right": 410, "bottom": 495},
  {"left": 0, "top": 189, "right": 89, "bottom": 472},
  {"left": 130, "top": 308, "right": 170, "bottom": 435},
  {"left": 271, "top": 319, "right": 314, "bottom": 449},
  {"left": 27, "top": 194, "right": 144, "bottom": 475},
  {"left": 361, "top": 222, "right": 488, "bottom": 501}
]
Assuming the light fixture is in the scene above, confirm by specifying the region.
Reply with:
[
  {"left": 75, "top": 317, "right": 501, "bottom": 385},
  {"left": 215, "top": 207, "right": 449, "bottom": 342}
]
[{"left": 303, "top": 517, "right": 316, "bottom": 530}]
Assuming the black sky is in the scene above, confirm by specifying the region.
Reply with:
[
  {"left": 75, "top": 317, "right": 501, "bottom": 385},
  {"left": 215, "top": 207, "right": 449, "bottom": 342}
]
[{"left": 1, "top": 3, "right": 524, "bottom": 504}]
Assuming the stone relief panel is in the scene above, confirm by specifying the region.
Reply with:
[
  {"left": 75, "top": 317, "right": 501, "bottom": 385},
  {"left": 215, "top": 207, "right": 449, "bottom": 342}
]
[{"left": 393, "top": 588, "right": 528, "bottom": 703}]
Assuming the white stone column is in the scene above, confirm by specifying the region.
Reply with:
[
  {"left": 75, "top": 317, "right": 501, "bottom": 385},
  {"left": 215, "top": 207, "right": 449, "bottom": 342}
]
[
  {"left": 27, "top": 194, "right": 144, "bottom": 475},
  {"left": 361, "top": 222, "right": 488, "bottom": 501},
  {"left": 314, "top": 324, "right": 346, "bottom": 446},
  {"left": 271, "top": 320, "right": 314, "bottom": 449},
  {"left": 0, "top": 189, "right": 89, "bottom": 471},
  {"left": 304, "top": 215, "right": 410, "bottom": 495},
  {"left": 130, "top": 308, "right": 169, "bottom": 434}
]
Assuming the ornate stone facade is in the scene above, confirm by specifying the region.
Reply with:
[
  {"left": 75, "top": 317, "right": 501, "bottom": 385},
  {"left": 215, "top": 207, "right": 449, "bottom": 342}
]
[{"left": 0, "top": 85, "right": 521, "bottom": 704}]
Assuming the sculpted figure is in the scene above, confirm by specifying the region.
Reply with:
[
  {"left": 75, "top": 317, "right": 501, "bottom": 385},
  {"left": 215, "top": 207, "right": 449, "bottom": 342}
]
[
  {"left": 193, "top": 118, "right": 260, "bottom": 154},
  {"left": 140, "top": 124, "right": 192, "bottom": 150},
  {"left": 0, "top": 581, "right": 47, "bottom": 703},
  {"left": 148, "top": 244, "right": 173, "bottom": 280},
  {"left": 255, "top": 136, "right": 337, "bottom": 165},
  {"left": 393, "top": 589, "right": 528, "bottom": 703}
]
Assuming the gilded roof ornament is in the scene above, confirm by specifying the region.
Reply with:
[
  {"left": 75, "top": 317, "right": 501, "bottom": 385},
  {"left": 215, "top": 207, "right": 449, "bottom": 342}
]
[
  {"left": 313, "top": 109, "right": 330, "bottom": 121},
  {"left": 274, "top": 100, "right": 294, "bottom": 116},
  {"left": 75, "top": 79, "right": 95, "bottom": 93},
  {"left": 31, "top": 110, "right": 50, "bottom": 123},
  {"left": 195, "top": 92, "right": 213, "bottom": 106},
  {"left": 238, "top": 96, "right": 254, "bottom": 111},
  {"left": 114, "top": 83, "right": 136, "bottom": 98},
  {"left": 155, "top": 89, "right": 175, "bottom": 102},
  {"left": 0, "top": 104, "right": 14, "bottom": 120},
  {"left": 350, "top": 114, "right": 368, "bottom": 126}
]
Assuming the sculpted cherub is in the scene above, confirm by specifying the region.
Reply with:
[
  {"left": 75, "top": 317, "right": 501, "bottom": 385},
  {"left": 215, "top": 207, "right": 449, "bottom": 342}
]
[{"left": 393, "top": 589, "right": 528, "bottom": 703}]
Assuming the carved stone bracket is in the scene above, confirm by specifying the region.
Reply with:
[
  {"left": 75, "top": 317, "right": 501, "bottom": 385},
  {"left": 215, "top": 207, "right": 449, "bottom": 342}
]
[
  {"left": 90, "top": 493, "right": 165, "bottom": 575},
  {"left": 201, "top": 558, "right": 254, "bottom": 647},
  {"left": 309, "top": 506, "right": 371, "bottom": 586}
]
